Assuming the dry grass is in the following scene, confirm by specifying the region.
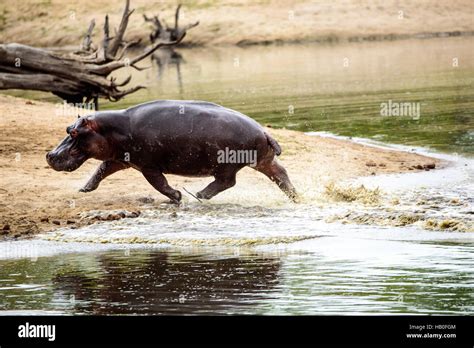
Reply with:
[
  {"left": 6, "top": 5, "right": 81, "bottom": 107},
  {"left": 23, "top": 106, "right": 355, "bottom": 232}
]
[
  {"left": 0, "top": 0, "right": 473, "bottom": 47},
  {"left": 424, "top": 219, "right": 472, "bottom": 232},
  {"left": 324, "top": 182, "right": 381, "bottom": 205}
]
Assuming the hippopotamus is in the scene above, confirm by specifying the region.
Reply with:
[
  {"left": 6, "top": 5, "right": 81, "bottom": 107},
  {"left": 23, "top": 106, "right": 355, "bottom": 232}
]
[{"left": 46, "top": 100, "right": 298, "bottom": 203}]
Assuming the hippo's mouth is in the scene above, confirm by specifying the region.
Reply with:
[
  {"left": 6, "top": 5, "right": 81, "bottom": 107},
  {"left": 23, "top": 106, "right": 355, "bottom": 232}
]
[
  {"left": 46, "top": 151, "right": 88, "bottom": 172},
  {"left": 46, "top": 133, "right": 90, "bottom": 172}
]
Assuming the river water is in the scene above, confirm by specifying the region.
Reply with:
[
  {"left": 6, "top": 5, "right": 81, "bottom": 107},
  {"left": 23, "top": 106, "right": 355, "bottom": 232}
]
[{"left": 1, "top": 37, "right": 473, "bottom": 315}]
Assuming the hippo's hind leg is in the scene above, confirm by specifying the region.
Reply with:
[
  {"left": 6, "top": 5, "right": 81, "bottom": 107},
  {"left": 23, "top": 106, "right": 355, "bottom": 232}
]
[
  {"left": 196, "top": 168, "right": 239, "bottom": 200},
  {"left": 254, "top": 159, "right": 299, "bottom": 202},
  {"left": 142, "top": 168, "right": 182, "bottom": 204},
  {"left": 80, "top": 160, "right": 130, "bottom": 192}
]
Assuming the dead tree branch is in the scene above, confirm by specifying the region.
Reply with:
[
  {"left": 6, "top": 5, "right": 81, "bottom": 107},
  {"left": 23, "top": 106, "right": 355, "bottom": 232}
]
[{"left": 144, "top": 4, "right": 199, "bottom": 43}]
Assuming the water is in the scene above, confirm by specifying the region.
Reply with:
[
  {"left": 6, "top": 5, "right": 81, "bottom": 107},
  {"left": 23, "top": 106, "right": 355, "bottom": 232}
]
[
  {"left": 1, "top": 37, "right": 473, "bottom": 315},
  {"left": 1, "top": 229, "right": 473, "bottom": 316},
  {"left": 1, "top": 152, "right": 473, "bottom": 315},
  {"left": 9, "top": 36, "right": 473, "bottom": 155},
  {"left": 0, "top": 226, "right": 473, "bottom": 315}
]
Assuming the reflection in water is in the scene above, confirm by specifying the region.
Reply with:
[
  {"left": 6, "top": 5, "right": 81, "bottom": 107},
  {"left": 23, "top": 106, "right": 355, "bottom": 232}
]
[
  {"left": 151, "top": 48, "right": 185, "bottom": 96},
  {"left": 0, "top": 237, "right": 473, "bottom": 315},
  {"left": 51, "top": 251, "right": 280, "bottom": 315},
  {"left": 0, "top": 250, "right": 281, "bottom": 315}
]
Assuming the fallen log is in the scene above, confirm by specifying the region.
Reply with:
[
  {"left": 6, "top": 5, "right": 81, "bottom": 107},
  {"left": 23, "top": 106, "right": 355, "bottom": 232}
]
[{"left": 0, "top": 0, "right": 185, "bottom": 109}]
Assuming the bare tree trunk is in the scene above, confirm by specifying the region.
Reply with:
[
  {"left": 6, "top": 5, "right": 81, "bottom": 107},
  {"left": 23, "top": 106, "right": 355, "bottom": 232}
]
[{"left": 144, "top": 4, "right": 199, "bottom": 44}]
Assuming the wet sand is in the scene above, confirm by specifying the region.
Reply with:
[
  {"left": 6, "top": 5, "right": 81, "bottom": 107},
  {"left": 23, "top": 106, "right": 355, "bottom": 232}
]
[{"left": 0, "top": 94, "right": 444, "bottom": 238}]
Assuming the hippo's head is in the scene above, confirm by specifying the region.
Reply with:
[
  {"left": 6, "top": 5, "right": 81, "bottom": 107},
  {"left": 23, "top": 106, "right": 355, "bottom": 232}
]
[{"left": 46, "top": 116, "right": 111, "bottom": 171}]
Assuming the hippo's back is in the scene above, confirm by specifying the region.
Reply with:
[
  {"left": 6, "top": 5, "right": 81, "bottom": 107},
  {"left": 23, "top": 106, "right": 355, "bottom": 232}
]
[
  {"left": 126, "top": 100, "right": 265, "bottom": 143},
  {"left": 122, "top": 100, "right": 271, "bottom": 175}
]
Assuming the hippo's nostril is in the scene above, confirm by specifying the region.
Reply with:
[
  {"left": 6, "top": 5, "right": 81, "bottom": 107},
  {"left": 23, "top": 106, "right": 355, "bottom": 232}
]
[{"left": 46, "top": 152, "right": 54, "bottom": 163}]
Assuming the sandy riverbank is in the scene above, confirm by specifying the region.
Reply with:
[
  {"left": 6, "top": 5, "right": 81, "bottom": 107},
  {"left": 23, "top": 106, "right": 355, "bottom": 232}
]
[
  {"left": 0, "top": 0, "right": 473, "bottom": 47},
  {"left": 0, "top": 94, "right": 443, "bottom": 238}
]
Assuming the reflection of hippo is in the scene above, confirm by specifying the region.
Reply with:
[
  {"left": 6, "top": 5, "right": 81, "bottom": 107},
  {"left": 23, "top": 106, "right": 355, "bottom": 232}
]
[
  {"left": 46, "top": 100, "right": 298, "bottom": 203},
  {"left": 52, "top": 252, "right": 281, "bottom": 314}
]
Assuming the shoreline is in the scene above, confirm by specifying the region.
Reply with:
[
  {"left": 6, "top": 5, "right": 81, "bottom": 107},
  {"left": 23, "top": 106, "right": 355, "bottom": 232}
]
[
  {"left": 34, "top": 30, "right": 474, "bottom": 51},
  {"left": 305, "top": 131, "right": 472, "bottom": 161},
  {"left": 0, "top": 94, "right": 445, "bottom": 239},
  {"left": 233, "top": 30, "right": 474, "bottom": 47}
]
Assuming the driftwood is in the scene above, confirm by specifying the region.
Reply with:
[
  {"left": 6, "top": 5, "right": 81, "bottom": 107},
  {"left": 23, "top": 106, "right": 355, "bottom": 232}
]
[
  {"left": 0, "top": 0, "right": 185, "bottom": 108},
  {"left": 143, "top": 4, "right": 199, "bottom": 44}
]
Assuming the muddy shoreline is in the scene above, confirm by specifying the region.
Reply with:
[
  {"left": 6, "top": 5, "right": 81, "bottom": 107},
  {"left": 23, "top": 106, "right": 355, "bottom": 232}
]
[{"left": 0, "top": 94, "right": 445, "bottom": 239}]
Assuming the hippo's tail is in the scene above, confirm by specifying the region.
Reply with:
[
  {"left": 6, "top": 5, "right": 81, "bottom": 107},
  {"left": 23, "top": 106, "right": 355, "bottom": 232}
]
[{"left": 264, "top": 132, "right": 282, "bottom": 156}]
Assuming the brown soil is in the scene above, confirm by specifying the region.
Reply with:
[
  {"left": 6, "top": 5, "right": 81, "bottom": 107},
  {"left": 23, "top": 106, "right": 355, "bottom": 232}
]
[{"left": 0, "top": 0, "right": 473, "bottom": 47}]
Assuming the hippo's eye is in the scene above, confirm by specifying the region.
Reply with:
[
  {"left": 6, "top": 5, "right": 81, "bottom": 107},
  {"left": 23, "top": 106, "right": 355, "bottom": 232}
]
[
  {"left": 70, "top": 129, "right": 79, "bottom": 138},
  {"left": 79, "top": 118, "right": 88, "bottom": 127}
]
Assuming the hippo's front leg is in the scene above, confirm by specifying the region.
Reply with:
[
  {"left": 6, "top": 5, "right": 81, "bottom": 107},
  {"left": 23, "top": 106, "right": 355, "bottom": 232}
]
[
  {"left": 80, "top": 160, "right": 130, "bottom": 192},
  {"left": 141, "top": 168, "right": 182, "bottom": 204}
]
